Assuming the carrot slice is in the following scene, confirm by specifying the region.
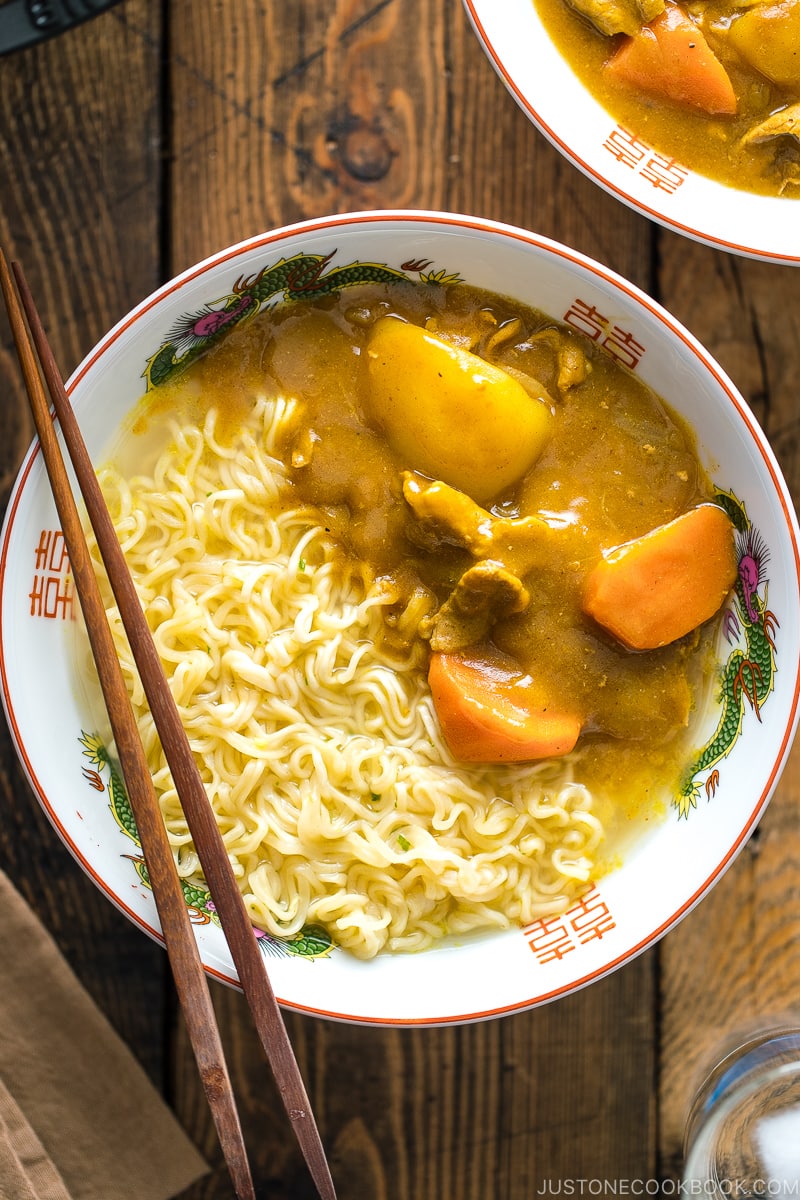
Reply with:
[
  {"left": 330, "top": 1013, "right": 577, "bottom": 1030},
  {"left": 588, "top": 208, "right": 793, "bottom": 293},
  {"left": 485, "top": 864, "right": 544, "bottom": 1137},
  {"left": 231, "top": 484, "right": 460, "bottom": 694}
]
[
  {"left": 428, "top": 651, "right": 582, "bottom": 763},
  {"left": 582, "top": 503, "right": 737, "bottom": 651},
  {"left": 607, "top": 3, "right": 737, "bottom": 115}
]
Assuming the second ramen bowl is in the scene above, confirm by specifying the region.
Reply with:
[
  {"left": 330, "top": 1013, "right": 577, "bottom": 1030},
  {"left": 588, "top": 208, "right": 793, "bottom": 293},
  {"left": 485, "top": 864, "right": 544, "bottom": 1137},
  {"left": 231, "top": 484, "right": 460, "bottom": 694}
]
[
  {"left": 1, "top": 210, "right": 798, "bottom": 1025},
  {"left": 463, "top": 0, "right": 800, "bottom": 265}
]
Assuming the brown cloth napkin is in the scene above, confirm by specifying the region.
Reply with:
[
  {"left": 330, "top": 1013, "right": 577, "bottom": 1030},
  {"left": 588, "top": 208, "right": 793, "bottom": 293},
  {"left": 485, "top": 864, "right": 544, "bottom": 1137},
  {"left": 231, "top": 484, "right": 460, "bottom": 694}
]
[{"left": 0, "top": 870, "right": 208, "bottom": 1200}]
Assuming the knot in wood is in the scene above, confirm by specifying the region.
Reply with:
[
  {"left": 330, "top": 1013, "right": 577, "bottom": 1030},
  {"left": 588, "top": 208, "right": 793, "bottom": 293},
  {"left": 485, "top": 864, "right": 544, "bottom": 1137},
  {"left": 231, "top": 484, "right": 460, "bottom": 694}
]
[{"left": 341, "top": 125, "right": 393, "bottom": 182}]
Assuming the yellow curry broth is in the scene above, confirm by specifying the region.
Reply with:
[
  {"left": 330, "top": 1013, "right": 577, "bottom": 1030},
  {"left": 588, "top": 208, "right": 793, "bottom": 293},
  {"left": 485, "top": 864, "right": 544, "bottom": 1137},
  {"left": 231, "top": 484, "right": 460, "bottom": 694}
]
[
  {"left": 533, "top": 0, "right": 800, "bottom": 196},
  {"left": 137, "top": 281, "right": 726, "bottom": 829}
]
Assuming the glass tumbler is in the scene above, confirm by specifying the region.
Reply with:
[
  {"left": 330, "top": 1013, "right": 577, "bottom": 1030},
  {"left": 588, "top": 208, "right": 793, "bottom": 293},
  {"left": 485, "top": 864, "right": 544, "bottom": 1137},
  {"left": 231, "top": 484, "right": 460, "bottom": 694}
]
[{"left": 682, "top": 1025, "right": 800, "bottom": 1196}]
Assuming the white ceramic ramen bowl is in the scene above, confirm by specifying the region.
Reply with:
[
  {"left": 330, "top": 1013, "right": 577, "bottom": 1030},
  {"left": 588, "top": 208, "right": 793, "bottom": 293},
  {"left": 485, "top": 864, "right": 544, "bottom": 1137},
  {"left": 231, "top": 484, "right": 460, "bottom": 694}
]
[
  {"left": 1, "top": 210, "right": 798, "bottom": 1026},
  {"left": 463, "top": 0, "right": 800, "bottom": 265}
]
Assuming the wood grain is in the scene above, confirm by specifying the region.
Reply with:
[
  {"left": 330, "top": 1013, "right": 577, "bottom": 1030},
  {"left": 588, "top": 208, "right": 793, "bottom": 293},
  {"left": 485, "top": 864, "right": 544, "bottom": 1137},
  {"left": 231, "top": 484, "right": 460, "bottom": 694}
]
[{"left": 0, "top": 0, "right": 168, "bottom": 1078}]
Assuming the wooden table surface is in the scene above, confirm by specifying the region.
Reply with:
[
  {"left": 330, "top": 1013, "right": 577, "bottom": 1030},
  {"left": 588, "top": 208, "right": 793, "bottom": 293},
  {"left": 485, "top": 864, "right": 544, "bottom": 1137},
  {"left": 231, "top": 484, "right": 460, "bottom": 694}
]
[{"left": 1, "top": 3, "right": 799, "bottom": 1197}]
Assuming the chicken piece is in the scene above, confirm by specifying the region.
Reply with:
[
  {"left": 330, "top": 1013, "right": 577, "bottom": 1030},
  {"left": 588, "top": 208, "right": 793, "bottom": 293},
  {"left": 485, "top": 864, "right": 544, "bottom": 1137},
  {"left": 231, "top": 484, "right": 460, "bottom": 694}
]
[
  {"left": 425, "top": 561, "right": 531, "bottom": 653},
  {"left": 557, "top": 341, "right": 590, "bottom": 391},
  {"left": 740, "top": 103, "right": 800, "bottom": 191},
  {"left": 403, "top": 472, "right": 562, "bottom": 651},
  {"left": 775, "top": 158, "right": 800, "bottom": 192},
  {"left": 402, "top": 472, "right": 494, "bottom": 555},
  {"left": 566, "top": 0, "right": 665, "bottom": 36},
  {"left": 740, "top": 102, "right": 800, "bottom": 145},
  {"left": 402, "top": 471, "right": 554, "bottom": 577}
]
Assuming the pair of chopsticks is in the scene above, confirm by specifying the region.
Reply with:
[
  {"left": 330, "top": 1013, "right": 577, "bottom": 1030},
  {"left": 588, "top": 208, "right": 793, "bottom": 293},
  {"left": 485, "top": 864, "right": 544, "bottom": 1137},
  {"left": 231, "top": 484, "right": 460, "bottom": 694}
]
[{"left": 0, "top": 249, "right": 337, "bottom": 1200}]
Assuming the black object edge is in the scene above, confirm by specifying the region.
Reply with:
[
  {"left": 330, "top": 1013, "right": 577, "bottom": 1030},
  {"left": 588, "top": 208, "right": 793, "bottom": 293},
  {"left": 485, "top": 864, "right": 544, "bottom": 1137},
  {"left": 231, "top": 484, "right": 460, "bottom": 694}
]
[{"left": 0, "top": 0, "right": 123, "bottom": 56}]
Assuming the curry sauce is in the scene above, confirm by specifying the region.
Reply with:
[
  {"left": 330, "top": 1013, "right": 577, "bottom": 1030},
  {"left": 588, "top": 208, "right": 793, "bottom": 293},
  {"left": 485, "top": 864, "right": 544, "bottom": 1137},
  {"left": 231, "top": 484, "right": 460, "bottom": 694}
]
[
  {"left": 175, "top": 281, "right": 732, "bottom": 827},
  {"left": 534, "top": 0, "right": 800, "bottom": 196}
]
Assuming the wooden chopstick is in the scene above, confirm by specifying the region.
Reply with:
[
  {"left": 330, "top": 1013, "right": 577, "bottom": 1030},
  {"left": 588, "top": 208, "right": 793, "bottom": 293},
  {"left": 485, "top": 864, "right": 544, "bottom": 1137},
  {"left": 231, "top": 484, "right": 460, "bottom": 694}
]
[
  {"left": 9, "top": 258, "right": 338, "bottom": 1200},
  {"left": 0, "top": 249, "right": 257, "bottom": 1200}
]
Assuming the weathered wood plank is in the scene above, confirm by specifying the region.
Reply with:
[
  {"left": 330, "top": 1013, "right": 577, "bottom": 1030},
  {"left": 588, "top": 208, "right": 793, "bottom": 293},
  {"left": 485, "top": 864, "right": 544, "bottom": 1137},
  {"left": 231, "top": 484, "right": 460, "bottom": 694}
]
[{"left": 0, "top": 0, "right": 168, "bottom": 1076}]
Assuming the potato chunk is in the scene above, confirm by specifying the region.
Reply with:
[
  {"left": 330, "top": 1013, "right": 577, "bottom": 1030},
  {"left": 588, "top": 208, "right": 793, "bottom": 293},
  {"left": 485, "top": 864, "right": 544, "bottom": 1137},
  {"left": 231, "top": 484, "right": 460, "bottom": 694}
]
[
  {"left": 365, "top": 317, "right": 552, "bottom": 502},
  {"left": 728, "top": 0, "right": 800, "bottom": 89}
]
